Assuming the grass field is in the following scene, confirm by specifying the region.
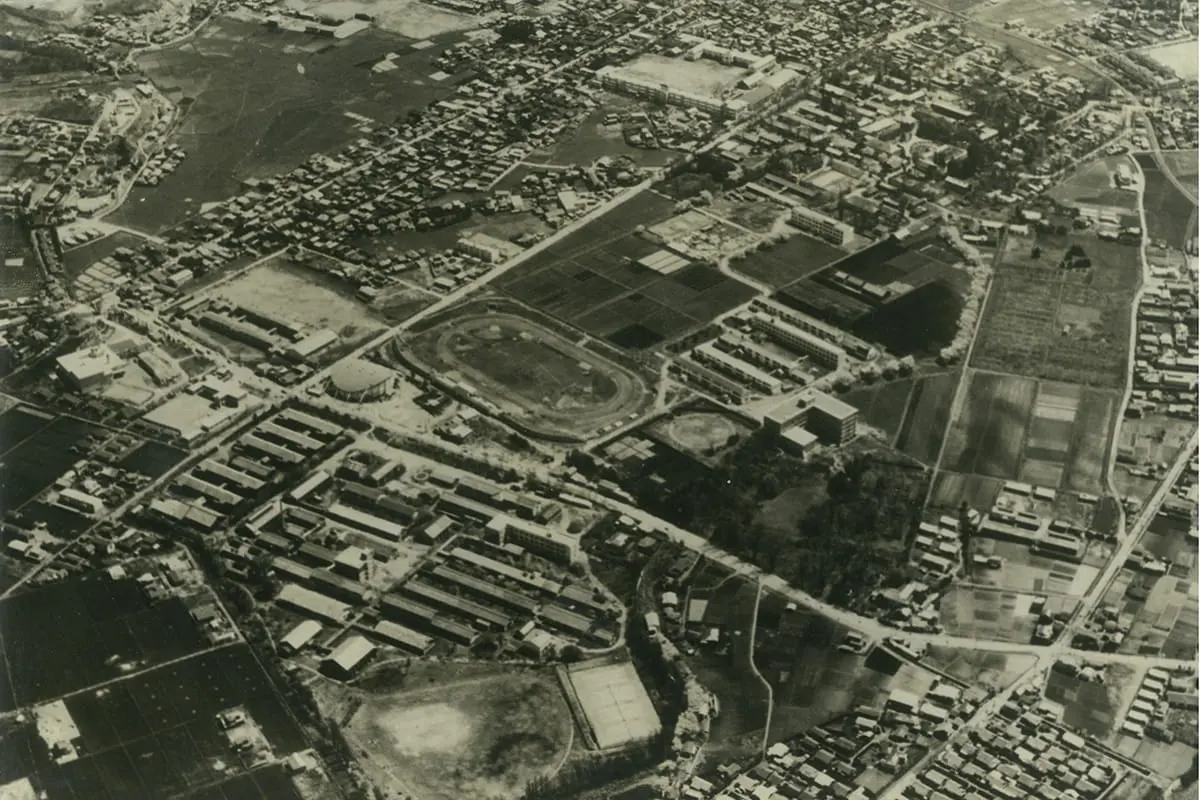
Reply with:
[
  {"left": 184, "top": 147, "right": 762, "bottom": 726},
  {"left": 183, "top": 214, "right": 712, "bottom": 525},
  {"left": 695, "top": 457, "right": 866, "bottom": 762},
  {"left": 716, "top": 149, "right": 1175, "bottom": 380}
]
[
  {"left": 496, "top": 191, "right": 757, "bottom": 350},
  {"left": 729, "top": 233, "right": 846, "bottom": 289},
  {"left": 407, "top": 307, "right": 651, "bottom": 438},
  {"left": 1047, "top": 156, "right": 1140, "bottom": 212},
  {"left": 215, "top": 256, "right": 385, "bottom": 336},
  {"left": 347, "top": 668, "right": 573, "bottom": 800},
  {"left": 972, "top": 232, "right": 1140, "bottom": 388},
  {"left": 113, "top": 18, "right": 457, "bottom": 234},
  {"left": 895, "top": 371, "right": 959, "bottom": 464},
  {"left": 1159, "top": 150, "right": 1198, "bottom": 200},
  {"left": 843, "top": 378, "right": 915, "bottom": 444},
  {"left": 971, "top": 0, "right": 1100, "bottom": 31},
  {"left": 930, "top": 471, "right": 1004, "bottom": 510},
  {"left": 1136, "top": 153, "right": 1198, "bottom": 250}
]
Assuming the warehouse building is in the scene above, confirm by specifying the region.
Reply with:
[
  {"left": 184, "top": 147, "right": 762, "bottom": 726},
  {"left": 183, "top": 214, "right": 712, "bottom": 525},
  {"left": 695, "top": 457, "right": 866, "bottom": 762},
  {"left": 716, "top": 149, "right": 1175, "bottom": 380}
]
[
  {"left": 277, "top": 583, "right": 351, "bottom": 623},
  {"left": 321, "top": 635, "right": 376, "bottom": 680},
  {"left": 371, "top": 621, "right": 434, "bottom": 655}
]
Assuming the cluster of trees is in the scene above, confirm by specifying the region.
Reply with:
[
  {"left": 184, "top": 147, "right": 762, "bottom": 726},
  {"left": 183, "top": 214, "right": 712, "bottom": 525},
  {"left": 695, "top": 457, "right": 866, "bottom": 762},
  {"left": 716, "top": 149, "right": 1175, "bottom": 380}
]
[
  {"left": 636, "top": 433, "right": 928, "bottom": 606},
  {"left": 520, "top": 735, "right": 668, "bottom": 799},
  {"left": 0, "top": 36, "right": 95, "bottom": 79}
]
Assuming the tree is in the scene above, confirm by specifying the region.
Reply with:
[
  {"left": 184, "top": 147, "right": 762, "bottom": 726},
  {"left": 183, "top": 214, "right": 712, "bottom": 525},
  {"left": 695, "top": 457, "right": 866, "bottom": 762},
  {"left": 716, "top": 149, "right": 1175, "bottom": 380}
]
[
  {"left": 1031, "top": 245, "right": 1041, "bottom": 259},
  {"left": 498, "top": 18, "right": 537, "bottom": 43}
]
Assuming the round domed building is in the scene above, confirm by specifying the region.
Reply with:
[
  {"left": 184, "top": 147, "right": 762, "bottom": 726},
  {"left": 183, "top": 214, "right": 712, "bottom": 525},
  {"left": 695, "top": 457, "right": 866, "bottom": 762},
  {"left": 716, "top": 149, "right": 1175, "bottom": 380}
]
[{"left": 326, "top": 358, "right": 395, "bottom": 402}]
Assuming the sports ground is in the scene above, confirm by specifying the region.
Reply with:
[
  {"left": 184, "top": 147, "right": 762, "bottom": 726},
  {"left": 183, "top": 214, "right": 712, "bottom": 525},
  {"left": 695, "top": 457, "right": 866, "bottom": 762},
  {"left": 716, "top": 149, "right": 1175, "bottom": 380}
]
[
  {"left": 346, "top": 668, "right": 573, "bottom": 800},
  {"left": 407, "top": 307, "right": 652, "bottom": 439}
]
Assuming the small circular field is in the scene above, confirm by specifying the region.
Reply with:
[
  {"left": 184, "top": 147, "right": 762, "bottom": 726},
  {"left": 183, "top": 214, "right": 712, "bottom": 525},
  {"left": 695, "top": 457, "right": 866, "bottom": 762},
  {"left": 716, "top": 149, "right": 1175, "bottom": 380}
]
[{"left": 651, "top": 410, "right": 752, "bottom": 459}]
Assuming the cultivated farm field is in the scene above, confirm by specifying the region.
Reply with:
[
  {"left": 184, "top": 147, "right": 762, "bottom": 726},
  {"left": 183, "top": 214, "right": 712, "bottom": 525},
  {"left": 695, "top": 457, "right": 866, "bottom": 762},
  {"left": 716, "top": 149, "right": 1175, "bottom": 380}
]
[
  {"left": 941, "top": 372, "right": 1117, "bottom": 493},
  {"left": 893, "top": 371, "right": 959, "bottom": 464},
  {"left": 729, "top": 232, "right": 847, "bottom": 289},
  {"left": 1136, "top": 153, "right": 1198, "bottom": 249},
  {"left": 943, "top": 372, "right": 1036, "bottom": 480},
  {"left": 495, "top": 190, "right": 757, "bottom": 350},
  {"left": 972, "top": 232, "right": 1140, "bottom": 388}
]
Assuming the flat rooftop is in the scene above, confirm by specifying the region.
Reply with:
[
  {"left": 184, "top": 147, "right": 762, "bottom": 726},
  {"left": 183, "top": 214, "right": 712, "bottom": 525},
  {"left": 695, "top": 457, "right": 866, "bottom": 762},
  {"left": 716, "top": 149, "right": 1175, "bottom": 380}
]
[
  {"left": 611, "top": 54, "right": 743, "bottom": 99},
  {"left": 568, "top": 660, "right": 661, "bottom": 749}
]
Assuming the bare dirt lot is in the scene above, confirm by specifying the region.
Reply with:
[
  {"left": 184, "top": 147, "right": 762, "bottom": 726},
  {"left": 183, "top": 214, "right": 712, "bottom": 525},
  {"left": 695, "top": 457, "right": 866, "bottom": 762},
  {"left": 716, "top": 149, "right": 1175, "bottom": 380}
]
[
  {"left": 345, "top": 667, "right": 574, "bottom": 800},
  {"left": 283, "top": 0, "right": 488, "bottom": 39},
  {"left": 215, "top": 256, "right": 385, "bottom": 336}
]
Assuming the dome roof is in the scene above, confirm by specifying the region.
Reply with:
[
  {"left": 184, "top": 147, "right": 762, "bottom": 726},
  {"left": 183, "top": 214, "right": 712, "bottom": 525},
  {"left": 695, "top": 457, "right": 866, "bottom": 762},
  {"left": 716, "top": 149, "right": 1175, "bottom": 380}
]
[{"left": 328, "top": 358, "right": 393, "bottom": 394}]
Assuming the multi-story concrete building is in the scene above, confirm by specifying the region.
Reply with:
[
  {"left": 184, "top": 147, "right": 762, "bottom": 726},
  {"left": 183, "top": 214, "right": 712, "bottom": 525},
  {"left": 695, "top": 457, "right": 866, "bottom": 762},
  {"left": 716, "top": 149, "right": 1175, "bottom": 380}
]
[
  {"left": 763, "top": 390, "right": 859, "bottom": 445},
  {"left": 693, "top": 341, "right": 783, "bottom": 394},
  {"left": 484, "top": 514, "right": 579, "bottom": 564},
  {"left": 749, "top": 313, "right": 845, "bottom": 369},
  {"left": 674, "top": 357, "right": 751, "bottom": 403}
]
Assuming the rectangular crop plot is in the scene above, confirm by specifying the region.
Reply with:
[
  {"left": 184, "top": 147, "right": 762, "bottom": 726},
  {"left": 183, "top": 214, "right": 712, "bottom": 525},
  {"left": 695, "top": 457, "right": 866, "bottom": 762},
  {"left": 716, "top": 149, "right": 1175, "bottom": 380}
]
[
  {"left": 497, "top": 191, "right": 751, "bottom": 350},
  {"left": 895, "top": 372, "right": 959, "bottom": 464},
  {"left": 729, "top": 234, "right": 846, "bottom": 289},
  {"left": 971, "top": 268, "right": 1058, "bottom": 375},
  {"left": 943, "top": 373, "right": 1036, "bottom": 480},
  {"left": 1062, "top": 389, "right": 1116, "bottom": 495},
  {"left": 28, "top": 646, "right": 309, "bottom": 798},
  {"left": 973, "top": 236, "right": 1140, "bottom": 388},
  {"left": 0, "top": 412, "right": 103, "bottom": 511}
]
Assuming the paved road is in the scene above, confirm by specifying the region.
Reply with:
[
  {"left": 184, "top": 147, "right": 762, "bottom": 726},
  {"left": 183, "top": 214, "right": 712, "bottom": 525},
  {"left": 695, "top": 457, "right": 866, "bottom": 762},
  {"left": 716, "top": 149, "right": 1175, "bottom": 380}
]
[{"left": 579, "top": 481, "right": 1197, "bottom": 671}]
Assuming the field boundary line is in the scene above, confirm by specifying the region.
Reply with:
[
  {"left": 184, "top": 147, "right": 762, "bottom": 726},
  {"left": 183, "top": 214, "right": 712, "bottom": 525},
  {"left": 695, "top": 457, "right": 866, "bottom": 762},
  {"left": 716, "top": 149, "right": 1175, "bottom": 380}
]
[
  {"left": 748, "top": 577, "right": 773, "bottom": 757},
  {"left": 923, "top": 227, "right": 1004, "bottom": 505}
]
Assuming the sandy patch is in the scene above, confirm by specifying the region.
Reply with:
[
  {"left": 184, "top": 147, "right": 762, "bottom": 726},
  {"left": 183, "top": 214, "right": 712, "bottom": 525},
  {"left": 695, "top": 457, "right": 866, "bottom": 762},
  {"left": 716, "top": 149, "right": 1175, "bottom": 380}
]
[{"left": 377, "top": 703, "right": 473, "bottom": 755}]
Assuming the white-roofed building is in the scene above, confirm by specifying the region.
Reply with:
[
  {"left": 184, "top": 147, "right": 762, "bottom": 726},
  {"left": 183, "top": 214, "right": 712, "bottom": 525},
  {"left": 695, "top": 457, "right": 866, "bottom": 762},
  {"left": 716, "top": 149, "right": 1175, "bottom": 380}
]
[
  {"left": 321, "top": 635, "right": 376, "bottom": 680},
  {"left": 56, "top": 345, "right": 125, "bottom": 390},
  {"left": 280, "top": 620, "right": 323, "bottom": 654}
]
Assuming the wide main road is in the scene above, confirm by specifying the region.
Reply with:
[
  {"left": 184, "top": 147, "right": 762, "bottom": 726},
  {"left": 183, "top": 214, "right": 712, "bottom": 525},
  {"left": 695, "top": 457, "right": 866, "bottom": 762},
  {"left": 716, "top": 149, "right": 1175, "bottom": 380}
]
[
  {"left": 575, "top": 459, "right": 1197, "bottom": 671},
  {"left": 1067, "top": 428, "right": 1199, "bottom": 637}
]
